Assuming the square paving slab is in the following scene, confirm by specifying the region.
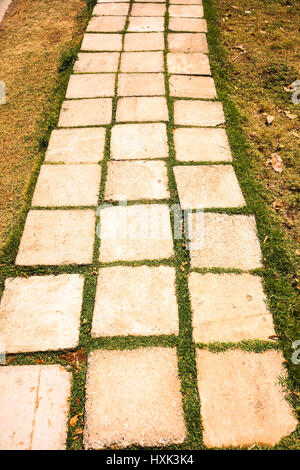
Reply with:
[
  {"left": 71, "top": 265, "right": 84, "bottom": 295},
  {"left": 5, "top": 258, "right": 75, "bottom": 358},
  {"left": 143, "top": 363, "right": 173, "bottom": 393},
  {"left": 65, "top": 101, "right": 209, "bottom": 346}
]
[
  {"left": 0, "top": 365, "right": 71, "bottom": 450},
  {"left": 187, "top": 213, "right": 262, "bottom": 270},
  {"left": 97, "top": 0, "right": 129, "bottom": 2},
  {"left": 167, "top": 52, "right": 210, "bottom": 75},
  {"left": 174, "top": 165, "right": 245, "bottom": 209},
  {"left": 118, "top": 73, "right": 165, "bottom": 96},
  {"left": 169, "top": 5, "right": 203, "bottom": 17},
  {"left": 196, "top": 350, "right": 297, "bottom": 447},
  {"left": 120, "top": 51, "right": 164, "bottom": 72},
  {"left": 169, "top": 18, "right": 207, "bottom": 32},
  {"left": 58, "top": 98, "right": 112, "bottom": 127},
  {"left": 45, "top": 128, "right": 106, "bottom": 163},
  {"left": 0, "top": 275, "right": 84, "bottom": 353},
  {"left": 169, "top": 75, "right": 216, "bottom": 98},
  {"left": 116, "top": 96, "right": 168, "bottom": 121},
  {"left": 74, "top": 52, "right": 120, "bottom": 73},
  {"left": 174, "top": 100, "right": 225, "bottom": 126},
  {"left": 131, "top": 3, "right": 166, "bottom": 16},
  {"left": 32, "top": 164, "right": 101, "bottom": 207},
  {"left": 16, "top": 210, "right": 95, "bottom": 266},
  {"left": 124, "top": 32, "right": 164, "bottom": 50},
  {"left": 91, "top": 266, "right": 179, "bottom": 336},
  {"left": 111, "top": 123, "right": 168, "bottom": 159},
  {"left": 189, "top": 273, "right": 275, "bottom": 343},
  {"left": 173, "top": 128, "right": 232, "bottom": 162},
  {"left": 84, "top": 348, "right": 186, "bottom": 448},
  {"left": 93, "top": 3, "right": 129, "bottom": 15},
  {"left": 66, "top": 74, "right": 115, "bottom": 98},
  {"left": 81, "top": 33, "right": 122, "bottom": 51},
  {"left": 128, "top": 16, "right": 164, "bottom": 32},
  {"left": 87, "top": 16, "right": 126, "bottom": 32},
  {"left": 105, "top": 160, "right": 169, "bottom": 200},
  {"left": 168, "top": 33, "right": 208, "bottom": 53},
  {"left": 170, "top": 0, "right": 203, "bottom": 3},
  {"left": 99, "top": 204, "right": 174, "bottom": 261}
]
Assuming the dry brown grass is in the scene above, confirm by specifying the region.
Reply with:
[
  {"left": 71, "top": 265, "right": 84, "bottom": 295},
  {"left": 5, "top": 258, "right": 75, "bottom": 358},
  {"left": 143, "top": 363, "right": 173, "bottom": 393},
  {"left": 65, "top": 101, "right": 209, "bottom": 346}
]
[{"left": 0, "top": 0, "right": 85, "bottom": 252}]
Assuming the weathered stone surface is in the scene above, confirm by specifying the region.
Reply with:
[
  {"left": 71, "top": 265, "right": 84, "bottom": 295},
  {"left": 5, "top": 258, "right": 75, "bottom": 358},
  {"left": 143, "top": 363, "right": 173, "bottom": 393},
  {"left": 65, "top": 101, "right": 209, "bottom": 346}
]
[
  {"left": 116, "top": 97, "right": 168, "bottom": 121},
  {"left": 97, "top": 0, "right": 129, "bottom": 2},
  {"left": 66, "top": 74, "right": 115, "bottom": 98},
  {"left": 196, "top": 350, "right": 298, "bottom": 447},
  {"left": 58, "top": 98, "right": 112, "bottom": 127},
  {"left": 45, "top": 128, "right": 106, "bottom": 163},
  {"left": 105, "top": 160, "right": 169, "bottom": 200},
  {"left": 118, "top": 73, "right": 165, "bottom": 96},
  {"left": 131, "top": 3, "right": 166, "bottom": 16},
  {"left": 169, "top": 18, "right": 207, "bottom": 32},
  {"left": 173, "top": 128, "right": 232, "bottom": 162},
  {"left": 84, "top": 348, "right": 186, "bottom": 448},
  {"left": 174, "top": 100, "right": 225, "bottom": 126},
  {"left": 87, "top": 16, "right": 126, "bottom": 32},
  {"left": 16, "top": 210, "right": 95, "bottom": 266},
  {"left": 74, "top": 52, "right": 120, "bottom": 73},
  {"left": 0, "top": 275, "right": 84, "bottom": 353},
  {"left": 169, "top": 5, "right": 203, "bottom": 17},
  {"left": 128, "top": 16, "right": 164, "bottom": 32},
  {"left": 187, "top": 213, "right": 262, "bottom": 270},
  {"left": 91, "top": 266, "right": 178, "bottom": 336},
  {"left": 0, "top": 365, "right": 71, "bottom": 450},
  {"left": 124, "top": 32, "right": 164, "bottom": 50},
  {"left": 32, "top": 164, "right": 101, "bottom": 207},
  {"left": 169, "top": 75, "right": 216, "bottom": 98},
  {"left": 93, "top": 3, "right": 129, "bottom": 15},
  {"left": 170, "top": 0, "right": 202, "bottom": 3},
  {"left": 168, "top": 33, "right": 208, "bottom": 53},
  {"left": 167, "top": 52, "right": 210, "bottom": 75},
  {"left": 120, "top": 51, "right": 164, "bottom": 72},
  {"left": 174, "top": 165, "right": 245, "bottom": 209},
  {"left": 81, "top": 33, "right": 122, "bottom": 51},
  {"left": 99, "top": 204, "right": 174, "bottom": 261},
  {"left": 111, "top": 123, "right": 168, "bottom": 159},
  {"left": 189, "top": 273, "right": 275, "bottom": 343}
]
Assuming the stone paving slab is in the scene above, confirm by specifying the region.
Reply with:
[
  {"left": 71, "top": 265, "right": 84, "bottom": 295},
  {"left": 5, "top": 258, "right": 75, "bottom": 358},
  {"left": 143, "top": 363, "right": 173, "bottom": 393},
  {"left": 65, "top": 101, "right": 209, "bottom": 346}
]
[
  {"left": 81, "top": 33, "right": 122, "bottom": 51},
  {"left": 87, "top": 16, "right": 126, "bottom": 32},
  {"left": 99, "top": 204, "right": 174, "bottom": 261},
  {"left": 105, "top": 160, "right": 169, "bottom": 200},
  {"left": 16, "top": 210, "right": 96, "bottom": 266},
  {"left": 118, "top": 73, "right": 165, "bottom": 96},
  {"left": 45, "top": 128, "right": 106, "bottom": 163},
  {"left": 169, "top": 18, "right": 207, "bottom": 32},
  {"left": 187, "top": 213, "right": 262, "bottom": 270},
  {"left": 120, "top": 51, "right": 164, "bottom": 72},
  {"left": 97, "top": 0, "right": 129, "bottom": 2},
  {"left": 128, "top": 16, "right": 164, "bottom": 32},
  {"left": 74, "top": 52, "right": 120, "bottom": 73},
  {"left": 32, "top": 164, "right": 101, "bottom": 207},
  {"left": 174, "top": 100, "right": 225, "bottom": 126},
  {"left": 93, "top": 3, "right": 129, "bottom": 16},
  {"left": 189, "top": 273, "right": 275, "bottom": 343},
  {"left": 124, "top": 32, "right": 164, "bottom": 50},
  {"left": 116, "top": 96, "right": 168, "bottom": 121},
  {"left": 169, "top": 75, "right": 216, "bottom": 98},
  {"left": 174, "top": 165, "right": 245, "bottom": 209},
  {"left": 0, "top": 275, "right": 84, "bottom": 353},
  {"left": 173, "top": 128, "right": 232, "bottom": 162},
  {"left": 169, "top": 5, "right": 204, "bottom": 17},
  {"left": 170, "top": 0, "right": 203, "bottom": 3},
  {"left": 0, "top": 365, "right": 71, "bottom": 450},
  {"left": 167, "top": 52, "right": 210, "bottom": 75},
  {"left": 66, "top": 74, "right": 115, "bottom": 98},
  {"left": 58, "top": 98, "right": 112, "bottom": 127},
  {"left": 111, "top": 123, "right": 168, "bottom": 159},
  {"left": 92, "top": 266, "right": 178, "bottom": 336},
  {"left": 168, "top": 33, "right": 208, "bottom": 53},
  {"left": 84, "top": 348, "right": 186, "bottom": 448},
  {"left": 131, "top": 3, "right": 166, "bottom": 16},
  {"left": 196, "top": 350, "right": 297, "bottom": 447}
]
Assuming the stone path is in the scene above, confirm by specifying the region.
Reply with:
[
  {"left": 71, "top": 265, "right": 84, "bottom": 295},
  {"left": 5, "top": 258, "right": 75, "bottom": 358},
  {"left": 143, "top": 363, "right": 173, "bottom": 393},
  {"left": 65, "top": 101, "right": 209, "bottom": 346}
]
[{"left": 0, "top": 0, "right": 297, "bottom": 450}]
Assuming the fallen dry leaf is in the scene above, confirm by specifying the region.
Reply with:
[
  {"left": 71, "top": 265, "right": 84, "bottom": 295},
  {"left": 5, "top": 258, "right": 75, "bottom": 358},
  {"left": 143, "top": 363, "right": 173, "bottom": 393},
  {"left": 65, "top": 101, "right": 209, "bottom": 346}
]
[
  {"left": 270, "top": 153, "right": 283, "bottom": 173},
  {"left": 69, "top": 415, "right": 79, "bottom": 427},
  {"left": 75, "top": 428, "right": 83, "bottom": 435},
  {"left": 266, "top": 115, "right": 274, "bottom": 125},
  {"left": 284, "top": 111, "right": 297, "bottom": 120}
]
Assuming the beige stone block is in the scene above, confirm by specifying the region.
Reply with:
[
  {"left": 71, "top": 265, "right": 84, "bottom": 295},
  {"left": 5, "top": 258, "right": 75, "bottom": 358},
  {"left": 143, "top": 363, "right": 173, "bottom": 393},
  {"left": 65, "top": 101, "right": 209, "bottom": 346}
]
[
  {"left": 0, "top": 275, "right": 84, "bottom": 353},
  {"left": 196, "top": 350, "right": 298, "bottom": 447},
  {"left": 0, "top": 365, "right": 71, "bottom": 450},
  {"left": 168, "top": 33, "right": 208, "bottom": 53},
  {"left": 170, "top": 0, "right": 202, "bottom": 3},
  {"left": 131, "top": 3, "right": 166, "bottom": 16},
  {"left": 189, "top": 273, "right": 275, "bottom": 343},
  {"left": 173, "top": 128, "right": 232, "bottom": 162},
  {"left": 93, "top": 3, "right": 129, "bottom": 15},
  {"left": 111, "top": 123, "right": 168, "bottom": 159},
  {"left": 16, "top": 210, "right": 95, "bottom": 266},
  {"left": 81, "top": 33, "right": 122, "bottom": 51},
  {"left": 124, "top": 32, "right": 164, "bottom": 50},
  {"left": 84, "top": 348, "right": 186, "bottom": 448},
  {"left": 167, "top": 52, "right": 210, "bottom": 75},
  {"left": 97, "top": 0, "right": 129, "bottom": 2},
  {"left": 87, "top": 16, "right": 126, "bottom": 32},
  {"left": 58, "top": 98, "right": 112, "bottom": 127},
  {"left": 120, "top": 51, "right": 164, "bottom": 72},
  {"left": 174, "top": 100, "right": 225, "bottom": 126},
  {"left": 128, "top": 16, "right": 164, "bottom": 32},
  {"left": 74, "top": 52, "right": 120, "bottom": 73},
  {"left": 118, "top": 73, "right": 165, "bottom": 96},
  {"left": 169, "top": 17, "right": 207, "bottom": 32},
  {"left": 188, "top": 213, "right": 262, "bottom": 270},
  {"left": 98, "top": 204, "right": 174, "bottom": 261},
  {"left": 169, "top": 75, "right": 216, "bottom": 98},
  {"left": 116, "top": 96, "right": 168, "bottom": 121},
  {"left": 169, "top": 5, "right": 203, "bottom": 17},
  {"left": 66, "top": 74, "right": 115, "bottom": 98},
  {"left": 91, "top": 266, "right": 178, "bottom": 336}
]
